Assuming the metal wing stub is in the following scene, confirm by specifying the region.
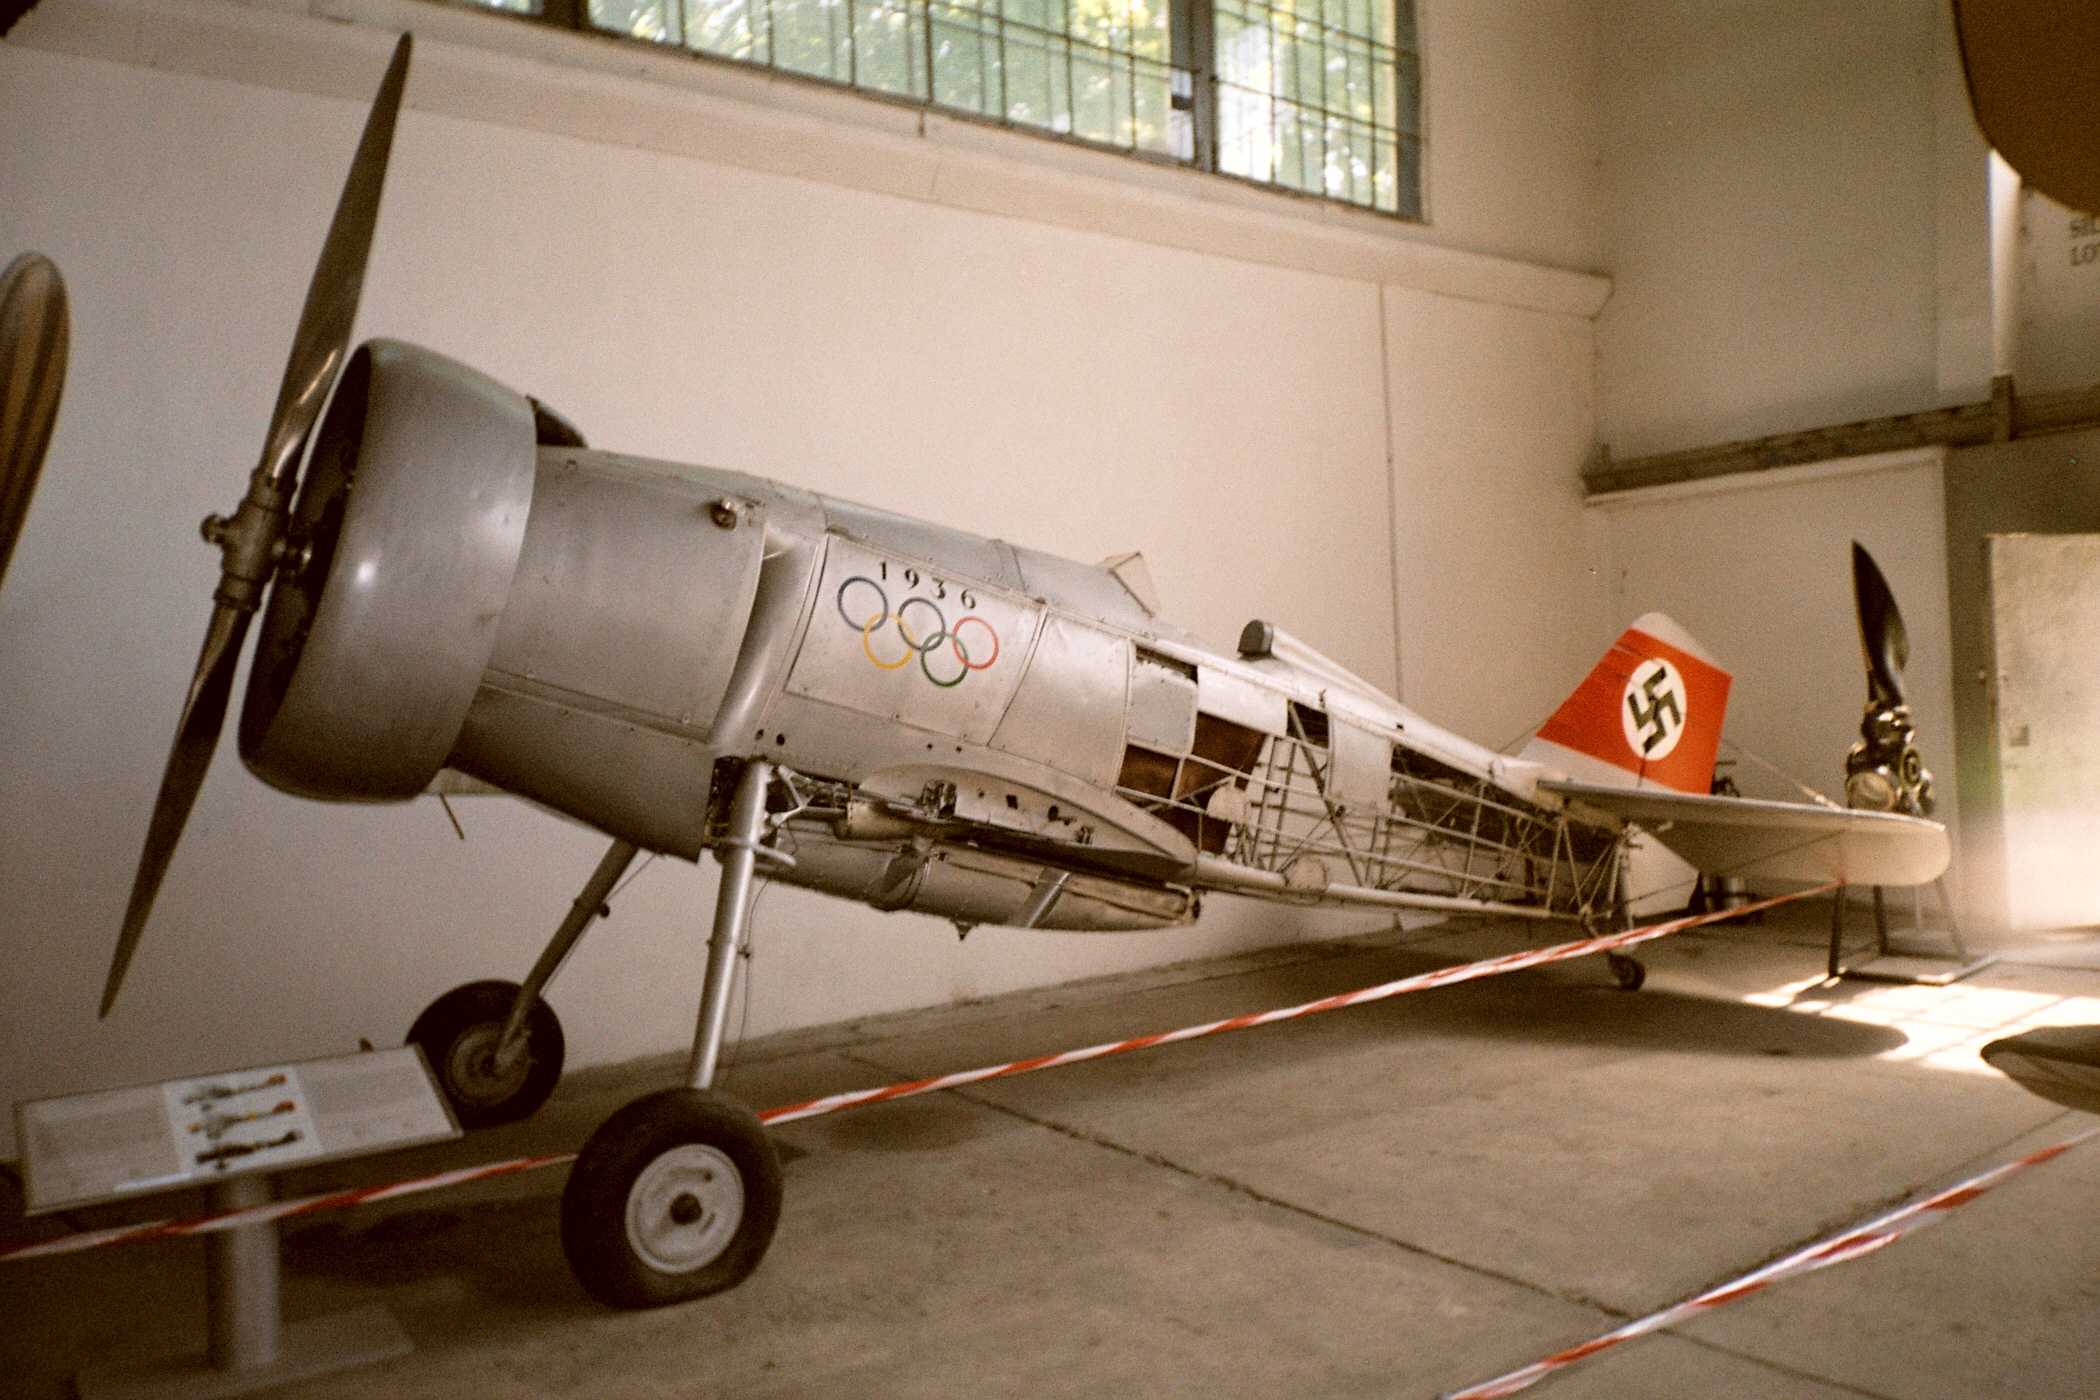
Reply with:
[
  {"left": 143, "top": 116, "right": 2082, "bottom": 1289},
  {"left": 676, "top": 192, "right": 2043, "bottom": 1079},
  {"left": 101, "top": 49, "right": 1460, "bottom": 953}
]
[
  {"left": 1982, "top": 1025, "right": 2100, "bottom": 1116},
  {"left": 1539, "top": 779, "right": 1950, "bottom": 889}
]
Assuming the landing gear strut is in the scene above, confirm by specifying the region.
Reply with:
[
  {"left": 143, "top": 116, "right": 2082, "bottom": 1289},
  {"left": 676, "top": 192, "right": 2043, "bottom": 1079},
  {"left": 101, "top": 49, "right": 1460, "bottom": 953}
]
[
  {"left": 1606, "top": 845, "right": 1645, "bottom": 992},
  {"left": 560, "top": 760, "right": 786, "bottom": 1308},
  {"left": 408, "top": 837, "right": 639, "bottom": 1128}
]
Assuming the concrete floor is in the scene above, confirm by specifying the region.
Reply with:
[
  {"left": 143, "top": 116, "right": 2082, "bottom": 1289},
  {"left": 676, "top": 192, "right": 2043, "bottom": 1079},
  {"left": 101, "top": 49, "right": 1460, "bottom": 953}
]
[{"left": 7, "top": 901, "right": 2100, "bottom": 1398}]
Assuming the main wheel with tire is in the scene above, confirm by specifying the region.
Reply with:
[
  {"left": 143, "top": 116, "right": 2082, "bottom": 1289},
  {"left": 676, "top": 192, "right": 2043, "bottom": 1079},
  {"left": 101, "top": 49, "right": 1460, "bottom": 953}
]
[
  {"left": 407, "top": 979, "right": 565, "bottom": 1129},
  {"left": 561, "top": 1087, "right": 784, "bottom": 1309}
]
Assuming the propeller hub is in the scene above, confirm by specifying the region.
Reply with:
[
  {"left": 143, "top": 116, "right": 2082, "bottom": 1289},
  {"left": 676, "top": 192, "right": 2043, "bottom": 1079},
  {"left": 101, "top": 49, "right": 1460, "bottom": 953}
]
[
  {"left": 198, "top": 471, "right": 297, "bottom": 614},
  {"left": 1845, "top": 703, "right": 1934, "bottom": 817}
]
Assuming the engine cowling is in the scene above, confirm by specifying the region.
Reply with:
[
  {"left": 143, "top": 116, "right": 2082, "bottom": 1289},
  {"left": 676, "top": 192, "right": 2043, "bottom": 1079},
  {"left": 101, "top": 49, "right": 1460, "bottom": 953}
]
[{"left": 239, "top": 339, "right": 537, "bottom": 800}]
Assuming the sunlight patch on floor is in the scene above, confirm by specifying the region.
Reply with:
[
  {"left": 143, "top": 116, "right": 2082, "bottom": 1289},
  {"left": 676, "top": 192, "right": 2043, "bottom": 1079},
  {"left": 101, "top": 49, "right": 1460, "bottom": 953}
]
[{"left": 1741, "top": 975, "right": 2100, "bottom": 1076}]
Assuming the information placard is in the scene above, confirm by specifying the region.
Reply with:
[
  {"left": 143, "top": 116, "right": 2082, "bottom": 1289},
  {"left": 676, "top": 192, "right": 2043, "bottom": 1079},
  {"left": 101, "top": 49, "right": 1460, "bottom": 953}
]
[{"left": 17, "top": 1046, "right": 460, "bottom": 1214}]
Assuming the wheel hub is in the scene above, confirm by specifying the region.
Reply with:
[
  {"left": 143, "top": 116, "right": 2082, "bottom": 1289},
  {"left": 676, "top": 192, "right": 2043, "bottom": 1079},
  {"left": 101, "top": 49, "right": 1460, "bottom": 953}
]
[
  {"left": 445, "top": 1024, "right": 531, "bottom": 1107},
  {"left": 626, "top": 1144, "right": 744, "bottom": 1275}
]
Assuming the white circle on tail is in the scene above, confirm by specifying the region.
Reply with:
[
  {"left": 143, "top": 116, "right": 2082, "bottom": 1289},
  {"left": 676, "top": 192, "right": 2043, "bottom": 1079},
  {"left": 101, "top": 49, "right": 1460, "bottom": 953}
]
[{"left": 1621, "top": 657, "right": 1688, "bottom": 761}]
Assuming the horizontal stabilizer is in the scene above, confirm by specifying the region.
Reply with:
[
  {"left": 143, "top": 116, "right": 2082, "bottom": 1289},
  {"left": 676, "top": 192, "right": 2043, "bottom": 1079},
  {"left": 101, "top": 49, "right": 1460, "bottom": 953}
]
[
  {"left": 1982, "top": 1026, "right": 2100, "bottom": 1116},
  {"left": 1540, "top": 779, "right": 1949, "bottom": 887}
]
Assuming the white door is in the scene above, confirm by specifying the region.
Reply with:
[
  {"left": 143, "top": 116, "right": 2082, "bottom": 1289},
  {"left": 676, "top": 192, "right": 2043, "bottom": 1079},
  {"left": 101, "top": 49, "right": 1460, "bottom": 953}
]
[{"left": 1986, "top": 533, "right": 2100, "bottom": 931}]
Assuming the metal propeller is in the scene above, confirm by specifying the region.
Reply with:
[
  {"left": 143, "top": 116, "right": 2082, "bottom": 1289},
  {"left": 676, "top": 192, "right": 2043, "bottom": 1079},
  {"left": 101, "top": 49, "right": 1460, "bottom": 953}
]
[
  {"left": 101, "top": 34, "right": 413, "bottom": 1018},
  {"left": 1844, "top": 541, "right": 1933, "bottom": 816},
  {"left": 1851, "top": 540, "right": 1908, "bottom": 711},
  {"left": 0, "top": 252, "right": 69, "bottom": 588}
]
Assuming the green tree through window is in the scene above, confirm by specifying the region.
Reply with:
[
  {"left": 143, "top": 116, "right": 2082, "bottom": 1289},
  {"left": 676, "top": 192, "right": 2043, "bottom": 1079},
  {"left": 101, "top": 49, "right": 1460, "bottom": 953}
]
[{"left": 458, "top": 0, "right": 1418, "bottom": 216}]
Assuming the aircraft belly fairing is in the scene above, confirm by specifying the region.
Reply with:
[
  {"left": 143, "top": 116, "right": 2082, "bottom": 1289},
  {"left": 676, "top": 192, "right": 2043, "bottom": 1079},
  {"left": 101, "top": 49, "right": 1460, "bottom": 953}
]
[{"left": 765, "top": 825, "right": 1198, "bottom": 932}]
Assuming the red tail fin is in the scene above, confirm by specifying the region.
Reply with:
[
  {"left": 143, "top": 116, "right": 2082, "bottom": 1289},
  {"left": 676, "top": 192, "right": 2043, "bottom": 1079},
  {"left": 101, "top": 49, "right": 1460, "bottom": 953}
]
[{"left": 1520, "top": 613, "right": 1730, "bottom": 795}]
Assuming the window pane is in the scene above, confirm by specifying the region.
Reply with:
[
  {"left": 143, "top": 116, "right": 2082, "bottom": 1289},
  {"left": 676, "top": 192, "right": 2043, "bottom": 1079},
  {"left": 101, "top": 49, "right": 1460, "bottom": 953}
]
[
  {"left": 1272, "top": 101, "right": 1308, "bottom": 191},
  {"left": 1216, "top": 72, "right": 1273, "bottom": 182},
  {"left": 483, "top": 0, "right": 1419, "bottom": 215},
  {"left": 854, "top": 0, "right": 926, "bottom": 96},
  {"left": 1070, "top": 49, "right": 1117, "bottom": 144},
  {"left": 1373, "top": 134, "right": 1398, "bottom": 213},
  {"left": 1210, "top": 0, "right": 1417, "bottom": 215},
  {"left": 688, "top": 0, "right": 760, "bottom": 60},
  {"left": 1003, "top": 27, "right": 1067, "bottom": 132},
  {"left": 1128, "top": 0, "right": 1168, "bottom": 60},
  {"left": 1133, "top": 58, "right": 1176, "bottom": 155},
  {"left": 772, "top": 0, "right": 850, "bottom": 80},
  {"left": 1214, "top": 8, "right": 1268, "bottom": 92},
  {"left": 931, "top": 3, "right": 1000, "bottom": 115},
  {"left": 1340, "top": 37, "right": 1372, "bottom": 123},
  {"left": 591, "top": 0, "right": 680, "bottom": 41}
]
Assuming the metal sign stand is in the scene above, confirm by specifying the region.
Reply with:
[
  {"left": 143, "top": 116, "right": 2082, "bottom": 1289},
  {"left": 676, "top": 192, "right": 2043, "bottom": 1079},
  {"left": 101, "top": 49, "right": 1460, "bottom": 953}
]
[
  {"left": 1827, "top": 880, "right": 1997, "bottom": 986},
  {"left": 15, "top": 1047, "right": 457, "bottom": 1399},
  {"left": 78, "top": 1172, "right": 413, "bottom": 1400}
]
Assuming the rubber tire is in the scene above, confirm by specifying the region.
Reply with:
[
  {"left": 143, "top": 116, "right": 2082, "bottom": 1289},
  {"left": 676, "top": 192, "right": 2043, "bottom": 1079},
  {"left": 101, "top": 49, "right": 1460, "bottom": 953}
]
[
  {"left": 1608, "top": 954, "right": 1647, "bottom": 992},
  {"left": 407, "top": 979, "right": 565, "bottom": 1129},
  {"left": 561, "top": 1088, "right": 784, "bottom": 1309}
]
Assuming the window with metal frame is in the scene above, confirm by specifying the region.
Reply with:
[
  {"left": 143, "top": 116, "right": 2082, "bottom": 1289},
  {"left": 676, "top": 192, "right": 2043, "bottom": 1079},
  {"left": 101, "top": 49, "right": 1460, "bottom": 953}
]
[{"left": 450, "top": 0, "right": 1419, "bottom": 216}]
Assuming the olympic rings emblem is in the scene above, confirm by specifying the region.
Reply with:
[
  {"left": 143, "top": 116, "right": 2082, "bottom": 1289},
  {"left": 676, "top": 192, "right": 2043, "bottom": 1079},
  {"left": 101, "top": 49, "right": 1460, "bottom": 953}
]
[{"left": 837, "top": 576, "right": 1000, "bottom": 688}]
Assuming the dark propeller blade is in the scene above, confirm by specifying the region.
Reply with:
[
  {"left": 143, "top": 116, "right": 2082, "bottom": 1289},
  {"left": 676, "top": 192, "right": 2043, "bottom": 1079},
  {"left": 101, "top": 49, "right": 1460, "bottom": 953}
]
[
  {"left": 102, "top": 34, "right": 412, "bottom": 1017},
  {"left": 0, "top": 252, "right": 68, "bottom": 587},
  {"left": 257, "top": 32, "right": 411, "bottom": 489},
  {"left": 102, "top": 607, "right": 250, "bottom": 1017},
  {"left": 1852, "top": 541, "right": 1908, "bottom": 711}
]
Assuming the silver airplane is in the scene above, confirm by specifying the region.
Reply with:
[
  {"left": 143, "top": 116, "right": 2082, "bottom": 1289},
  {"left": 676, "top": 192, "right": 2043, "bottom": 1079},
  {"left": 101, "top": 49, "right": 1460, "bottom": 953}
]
[{"left": 3, "top": 36, "right": 1948, "bottom": 1309}]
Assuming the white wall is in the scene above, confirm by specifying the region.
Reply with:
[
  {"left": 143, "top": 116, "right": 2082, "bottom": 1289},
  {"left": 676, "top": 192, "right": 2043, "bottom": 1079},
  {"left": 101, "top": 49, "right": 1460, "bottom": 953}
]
[
  {"left": 1596, "top": 0, "right": 1988, "bottom": 460},
  {"left": 0, "top": 2, "right": 1607, "bottom": 1151},
  {"left": 1386, "top": 287, "right": 1608, "bottom": 743},
  {"left": 2015, "top": 188, "right": 2100, "bottom": 394},
  {"left": 1421, "top": 0, "right": 1605, "bottom": 272}
]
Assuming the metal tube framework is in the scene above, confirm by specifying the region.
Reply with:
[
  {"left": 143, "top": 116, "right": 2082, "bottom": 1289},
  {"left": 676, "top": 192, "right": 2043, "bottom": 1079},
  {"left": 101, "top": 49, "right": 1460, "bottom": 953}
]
[{"left": 1119, "top": 732, "right": 1623, "bottom": 923}]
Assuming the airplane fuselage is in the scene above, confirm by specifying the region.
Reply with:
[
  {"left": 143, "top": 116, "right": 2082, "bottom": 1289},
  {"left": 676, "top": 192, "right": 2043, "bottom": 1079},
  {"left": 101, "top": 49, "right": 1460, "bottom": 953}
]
[{"left": 425, "top": 441, "right": 1622, "bottom": 935}]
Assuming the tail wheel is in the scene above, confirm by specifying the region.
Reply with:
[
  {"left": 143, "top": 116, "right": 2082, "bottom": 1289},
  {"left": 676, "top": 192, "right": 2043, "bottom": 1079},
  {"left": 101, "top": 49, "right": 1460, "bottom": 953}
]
[
  {"left": 561, "top": 1087, "right": 783, "bottom": 1309},
  {"left": 1608, "top": 953, "right": 1647, "bottom": 992},
  {"left": 407, "top": 979, "right": 564, "bottom": 1128}
]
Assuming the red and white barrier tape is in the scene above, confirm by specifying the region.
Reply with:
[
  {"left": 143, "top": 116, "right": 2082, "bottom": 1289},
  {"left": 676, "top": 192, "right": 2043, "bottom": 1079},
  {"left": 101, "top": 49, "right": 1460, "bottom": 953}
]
[
  {"left": 2, "top": 884, "right": 1826, "bottom": 1263},
  {"left": 757, "top": 882, "right": 1834, "bottom": 1126},
  {"left": 1, "top": 1155, "right": 573, "bottom": 1261},
  {"left": 1444, "top": 1126, "right": 2100, "bottom": 1399}
]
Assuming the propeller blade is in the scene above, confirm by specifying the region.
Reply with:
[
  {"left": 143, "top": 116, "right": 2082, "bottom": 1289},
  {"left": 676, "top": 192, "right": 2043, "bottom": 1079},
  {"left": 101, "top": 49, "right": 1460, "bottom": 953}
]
[
  {"left": 1851, "top": 541, "right": 1908, "bottom": 710},
  {"left": 102, "top": 35, "right": 413, "bottom": 1017},
  {"left": 103, "top": 605, "right": 253, "bottom": 1017},
  {"left": 254, "top": 32, "right": 410, "bottom": 487},
  {"left": 0, "top": 252, "right": 69, "bottom": 586}
]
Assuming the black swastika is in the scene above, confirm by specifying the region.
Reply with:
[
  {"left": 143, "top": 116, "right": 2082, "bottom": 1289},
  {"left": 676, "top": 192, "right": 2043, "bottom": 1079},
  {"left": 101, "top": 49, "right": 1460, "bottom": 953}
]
[{"left": 1625, "top": 664, "right": 1682, "bottom": 755}]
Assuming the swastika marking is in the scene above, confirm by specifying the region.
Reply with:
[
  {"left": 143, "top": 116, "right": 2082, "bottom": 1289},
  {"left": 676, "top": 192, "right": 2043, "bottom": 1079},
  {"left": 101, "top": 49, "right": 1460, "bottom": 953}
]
[{"left": 1621, "top": 658, "right": 1687, "bottom": 761}]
